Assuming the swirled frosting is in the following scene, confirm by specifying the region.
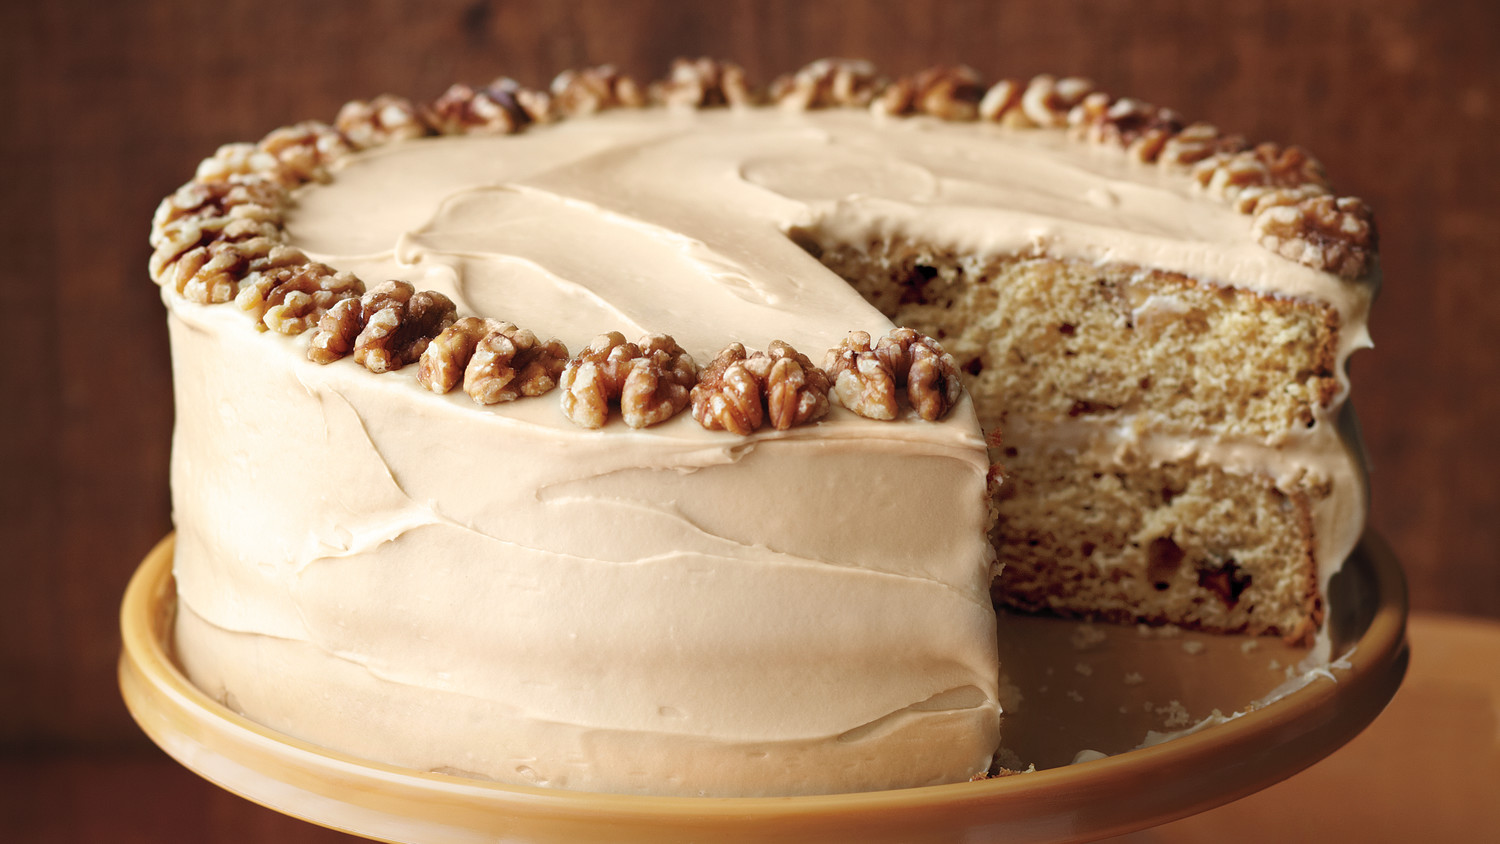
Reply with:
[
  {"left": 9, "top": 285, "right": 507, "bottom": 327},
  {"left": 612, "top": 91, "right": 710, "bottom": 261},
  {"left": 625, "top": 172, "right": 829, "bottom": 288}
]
[{"left": 167, "top": 107, "right": 1372, "bottom": 795}]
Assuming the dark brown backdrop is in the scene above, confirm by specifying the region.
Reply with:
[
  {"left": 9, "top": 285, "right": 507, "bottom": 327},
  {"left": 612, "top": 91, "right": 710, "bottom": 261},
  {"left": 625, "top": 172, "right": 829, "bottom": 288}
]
[{"left": 3, "top": 0, "right": 1497, "bottom": 761}]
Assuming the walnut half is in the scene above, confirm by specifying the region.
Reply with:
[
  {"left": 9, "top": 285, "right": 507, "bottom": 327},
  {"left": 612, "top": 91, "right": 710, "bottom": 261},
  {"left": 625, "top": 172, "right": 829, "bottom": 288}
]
[
  {"left": 769, "top": 59, "right": 883, "bottom": 110},
  {"left": 690, "top": 341, "right": 830, "bottom": 435},
  {"left": 422, "top": 79, "right": 550, "bottom": 135},
  {"left": 825, "top": 328, "right": 962, "bottom": 421},
  {"left": 417, "top": 317, "right": 569, "bottom": 404},
  {"left": 873, "top": 66, "right": 984, "bottom": 120},
  {"left": 306, "top": 280, "right": 457, "bottom": 372},
  {"left": 236, "top": 252, "right": 364, "bottom": 335},
  {"left": 559, "top": 332, "right": 696, "bottom": 428},
  {"left": 336, "top": 95, "right": 429, "bottom": 150},
  {"left": 652, "top": 58, "right": 754, "bottom": 108},
  {"left": 550, "top": 65, "right": 647, "bottom": 116},
  {"left": 1252, "top": 193, "right": 1378, "bottom": 280}
]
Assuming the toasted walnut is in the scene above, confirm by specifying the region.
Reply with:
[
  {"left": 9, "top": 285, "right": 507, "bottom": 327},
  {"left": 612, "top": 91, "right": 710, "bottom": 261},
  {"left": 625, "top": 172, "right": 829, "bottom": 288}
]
[
  {"left": 690, "top": 343, "right": 763, "bottom": 434},
  {"left": 620, "top": 335, "right": 697, "bottom": 428},
  {"left": 423, "top": 79, "right": 549, "bottom": 135},
  {"left": 559, "top": 332, "right": 692, "bottom": 428},
  {"left": 873, "top": 66, "right": 984, "bottom": 120},
  {"left": 496, "top": 77, "right": 556, "bottom": 124},
  {"left": 151, "top": 177, "right": 287, "bottom": 238},
  {"left": 692, "top": 341, "right": 830, "bottom": 434},
  {"left": 1255, "top": 143, "right": 1332, "bottom": 190},
  {"left": 877, "top": 328, "right": 962, "bottom": 421},
  {"left": 756, "top": 341, "right": 831, "bottom": 430},
  {"left": 147, "top": 177, "right": 291, "bottom": 300},
  {"left": 560, "top": 332, "right": 642, "bottom": 427},
  {"left": 307, "top": 297, "right": 363, "bottom": 364},
  {"left": 978, "top": 78, "right": 1026, "bottom": 125},
  {"left": 339, "top": 281, "right": 458, "bottom": 373},
  {"left": 236, "top": 258, "right": 364, "bottom": 335},
  {"left": 148, "top": 214, "right": 283, "bottom": 289},
  {"left": 415, "top": 317, "right": 488, "bottom": 391},
  {"left": 652, "top": 58, "right": 754, "bottom": 108},
  {"left": 1194, "top": 142, "right": 1330, "bottom": 201},
  {"left": 160, "top": 234, "right": 284, "bottom": 304},
  {"left": 824, "top": 331, "right": 897, "bottom": 419},
  {"left": 1233, "top": 183, "right": 1328, "bottom": 216},
  {"left": 149, "top": 176, "right": 286, "bottom": 287},
  {"left": 415, "top": 317, "right": 568, "bottom": 403},
  {"left": 194, "top": 142, "right": 287, "bottom": 185},
  {"left": 550, "top": 65, "right": 646, "bottom": 116},
  {"left": 1158, "top": 122, "right": 1248, "bottom": 168},
  {"left": 1069, "top": 95, "right": 1185, "bottom": 163},
  {"left": 466, "top": 324, "right": 566, "bottom": 402},
  {"left": 1252, "top": 194, "right": 1377, "bottom": 279},
  {"left": 1019, "top": 75, "right": 1097, "bottom": 128},
  {"left": 825, "top": 329, "right": 960, "bottom": 421},
  {"left": 335, "top": 94, "right": 429, "bottom": 149},
  {"left": 769, "top": 58, "right": 883, "bottom": 109},
  {"left": 255, "top": 121, "right": 353, "bottom": 186}
]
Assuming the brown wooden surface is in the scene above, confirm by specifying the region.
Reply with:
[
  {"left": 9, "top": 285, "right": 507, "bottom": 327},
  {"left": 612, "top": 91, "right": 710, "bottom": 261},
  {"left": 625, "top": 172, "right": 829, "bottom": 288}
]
[{"left": 2, "top": 0, "right": 1497, "bottom": 768}]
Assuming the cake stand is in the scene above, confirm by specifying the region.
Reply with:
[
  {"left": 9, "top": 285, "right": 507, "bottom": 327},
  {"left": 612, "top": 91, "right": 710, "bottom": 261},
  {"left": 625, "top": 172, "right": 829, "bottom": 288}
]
[{"left": 120, "top": 532, "right": 1408, "bottom": 844}]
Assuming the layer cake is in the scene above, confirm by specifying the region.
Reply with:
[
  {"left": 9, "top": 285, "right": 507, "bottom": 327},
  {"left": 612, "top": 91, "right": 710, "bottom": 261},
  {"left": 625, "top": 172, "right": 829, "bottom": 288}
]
[{"left": 149, "top": 59, "right": 1378, "bottom": 796}]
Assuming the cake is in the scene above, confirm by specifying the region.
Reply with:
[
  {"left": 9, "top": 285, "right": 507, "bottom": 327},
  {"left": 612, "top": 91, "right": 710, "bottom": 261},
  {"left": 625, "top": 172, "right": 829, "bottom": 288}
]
[{"left": 149, "top": 58, "right": 1377, "bottom": 797}]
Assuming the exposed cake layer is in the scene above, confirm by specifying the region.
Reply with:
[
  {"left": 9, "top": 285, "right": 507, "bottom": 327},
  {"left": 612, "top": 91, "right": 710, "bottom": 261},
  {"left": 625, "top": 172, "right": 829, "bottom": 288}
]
[
  {"left": 803, "top": 243, "right": 1341, "bottom": 440},
  {"left": 993, "top": 447, "right": 1319, "bottom": 637},
  {"left": 793, "top": 238, "right": 1367, "bottom": 639},
  {"left": 167, "top": 300, "right": 999, "bottom": 796}
]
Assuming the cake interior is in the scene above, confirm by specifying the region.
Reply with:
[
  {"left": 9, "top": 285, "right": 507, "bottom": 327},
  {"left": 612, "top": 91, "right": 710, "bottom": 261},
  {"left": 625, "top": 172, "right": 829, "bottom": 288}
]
[{"left": 792, "top": 231, "right": 1337, "bottom": 639}]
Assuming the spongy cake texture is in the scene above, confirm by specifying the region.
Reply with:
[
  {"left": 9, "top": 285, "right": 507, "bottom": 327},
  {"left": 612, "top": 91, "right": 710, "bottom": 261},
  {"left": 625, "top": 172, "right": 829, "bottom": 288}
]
[{"left": 799, "top": 236, "right": 1339, "bottom": 639}]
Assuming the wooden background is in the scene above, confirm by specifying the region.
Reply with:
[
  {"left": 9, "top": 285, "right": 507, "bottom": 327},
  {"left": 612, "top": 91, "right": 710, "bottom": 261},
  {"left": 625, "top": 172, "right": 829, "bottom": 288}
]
[{"left": 2, "top": 0, "right": 1496, "bottom": 828}]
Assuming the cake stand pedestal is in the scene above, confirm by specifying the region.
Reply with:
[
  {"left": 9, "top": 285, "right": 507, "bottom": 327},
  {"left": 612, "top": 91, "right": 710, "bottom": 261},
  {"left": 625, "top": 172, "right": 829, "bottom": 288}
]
[{"left": 120, "top": 532, "right": 1407, "bottom": 844}]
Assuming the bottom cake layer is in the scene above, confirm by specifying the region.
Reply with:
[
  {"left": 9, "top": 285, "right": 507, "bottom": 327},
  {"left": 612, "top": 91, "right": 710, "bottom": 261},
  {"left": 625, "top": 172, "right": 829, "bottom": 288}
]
[{"left": 993, "top": 445, "right": 1321, "bottom": 640}]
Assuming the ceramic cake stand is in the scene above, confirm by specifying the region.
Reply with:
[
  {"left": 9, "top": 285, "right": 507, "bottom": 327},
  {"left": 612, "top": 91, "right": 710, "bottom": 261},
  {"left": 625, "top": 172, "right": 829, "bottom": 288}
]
[{"left": 120, "top": 532, "right": 1408, "bottom": 844}]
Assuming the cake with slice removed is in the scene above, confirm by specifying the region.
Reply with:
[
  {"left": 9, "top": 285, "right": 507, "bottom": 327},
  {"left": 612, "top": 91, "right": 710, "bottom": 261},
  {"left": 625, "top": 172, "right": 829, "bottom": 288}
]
[{"left": 149, "top": 58, "right": 1377, "bottom": 795}]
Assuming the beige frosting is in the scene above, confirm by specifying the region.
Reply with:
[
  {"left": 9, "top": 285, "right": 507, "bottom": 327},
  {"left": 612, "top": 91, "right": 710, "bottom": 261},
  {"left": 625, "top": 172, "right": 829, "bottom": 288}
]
[{"left": 166, "top": 106, "right": 1372, "bottom": 794}]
